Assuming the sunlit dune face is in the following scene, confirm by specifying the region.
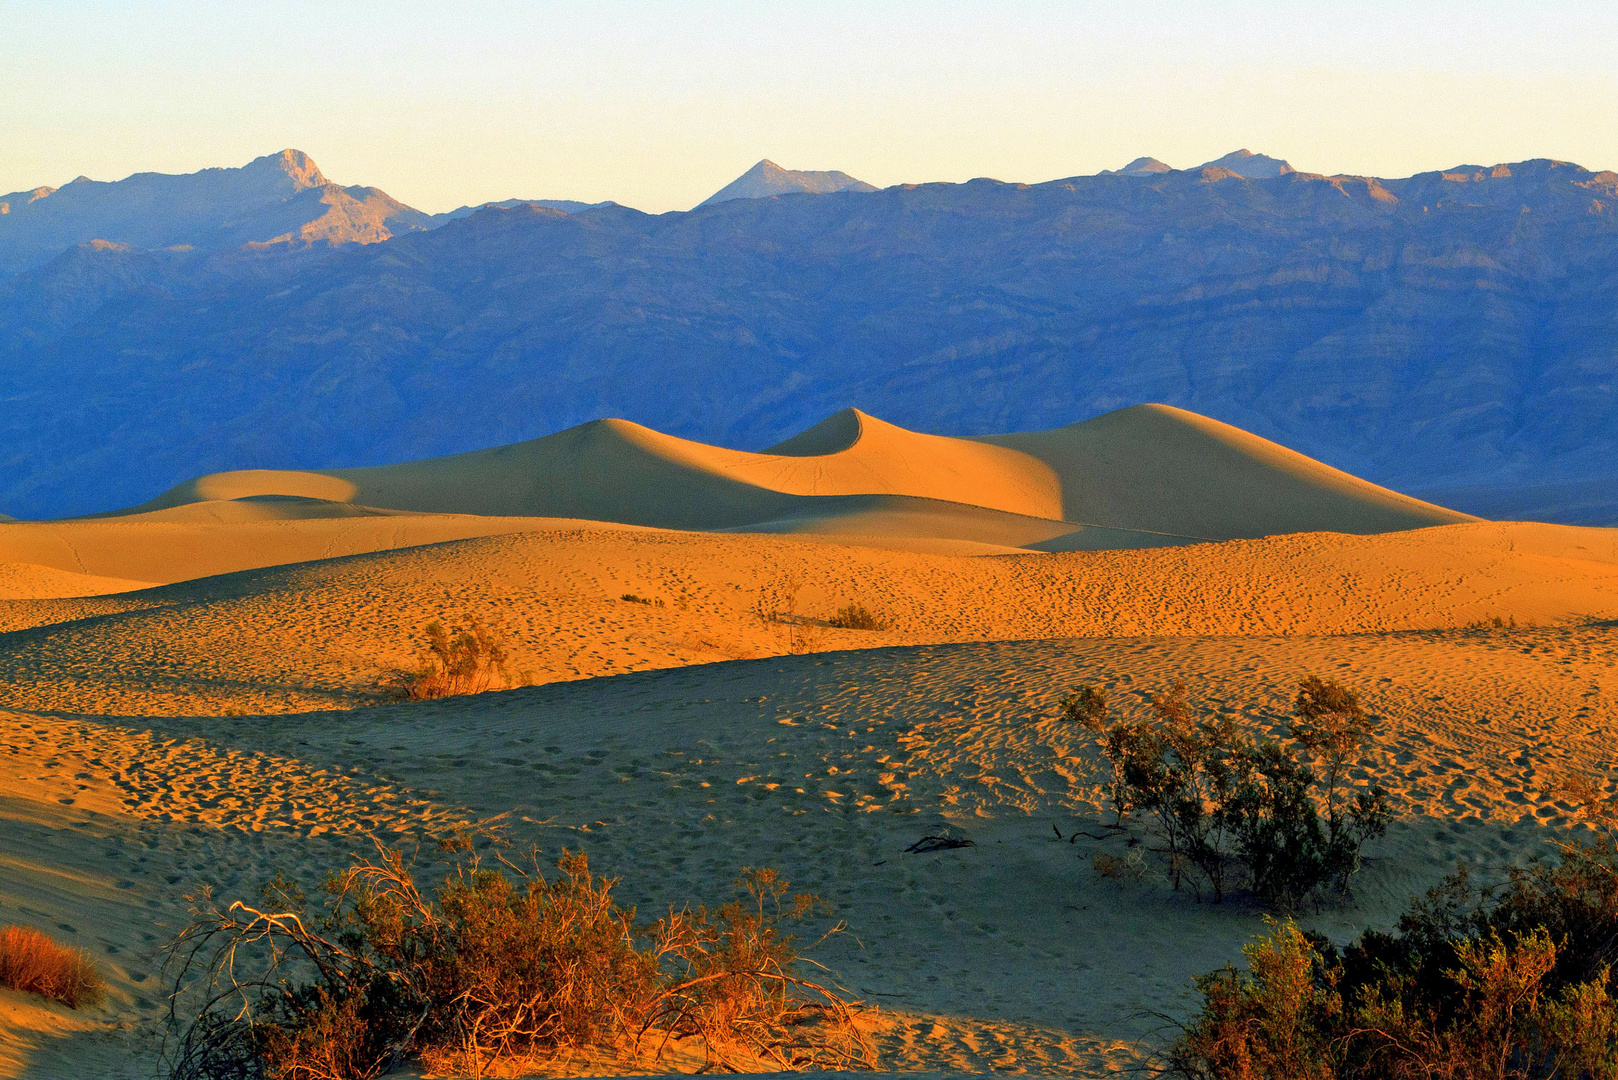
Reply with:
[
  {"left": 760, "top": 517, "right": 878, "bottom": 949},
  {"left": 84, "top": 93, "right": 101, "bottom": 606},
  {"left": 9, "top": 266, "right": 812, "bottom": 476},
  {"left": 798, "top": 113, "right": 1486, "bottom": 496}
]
[{"left": 0, "top": 519, "right": 1612, "bottom": 715}]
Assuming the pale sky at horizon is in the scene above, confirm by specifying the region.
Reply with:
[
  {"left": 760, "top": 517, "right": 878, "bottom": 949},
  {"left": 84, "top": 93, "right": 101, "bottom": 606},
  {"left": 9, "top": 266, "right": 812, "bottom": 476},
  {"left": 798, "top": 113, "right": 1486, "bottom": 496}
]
[{"left": 4, "top": 1, "right": 1616, "bottom": 214}]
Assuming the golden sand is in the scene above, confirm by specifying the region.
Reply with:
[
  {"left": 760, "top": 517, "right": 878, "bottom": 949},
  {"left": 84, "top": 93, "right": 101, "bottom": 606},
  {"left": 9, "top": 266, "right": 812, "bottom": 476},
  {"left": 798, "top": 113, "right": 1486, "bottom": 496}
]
[{"left": 0, "top": 407, "right": 1609, "bottom": 1077}]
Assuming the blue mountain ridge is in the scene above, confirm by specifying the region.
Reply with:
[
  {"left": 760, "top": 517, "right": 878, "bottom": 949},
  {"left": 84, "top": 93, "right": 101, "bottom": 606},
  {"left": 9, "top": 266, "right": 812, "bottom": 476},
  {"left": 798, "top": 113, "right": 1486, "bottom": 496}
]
[{"left": 1, "top": 153, "right": 1615, "bottom": 520}]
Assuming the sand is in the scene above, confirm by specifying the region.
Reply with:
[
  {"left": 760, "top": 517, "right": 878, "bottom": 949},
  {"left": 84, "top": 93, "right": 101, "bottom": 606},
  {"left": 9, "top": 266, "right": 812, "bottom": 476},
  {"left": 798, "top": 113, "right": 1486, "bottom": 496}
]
[
  {"left": 2, "top": 621, "right": 1613, "bottom": 1076},
  {"left": 102, "top": 404, "right": 1472, "bottom": 542},
  {"left": 2, "top": 406, "right": 1613, "bottom": 1078},
  {"left": 0, "top": 520, "right": 1610, "bottom": 717}
]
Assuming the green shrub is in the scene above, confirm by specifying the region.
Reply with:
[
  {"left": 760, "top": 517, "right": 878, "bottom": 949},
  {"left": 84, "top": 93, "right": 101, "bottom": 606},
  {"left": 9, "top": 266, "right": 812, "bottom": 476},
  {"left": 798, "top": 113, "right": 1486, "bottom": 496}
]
[
  {"left": 1170, "top": 918, "right": 1340, "bottom": 1080},
  {"left": 826, "top": 603, "right": 885, "bottom": 631},
  {"left": 163, "top": 847, "right": 871, "bottom": 1079},
  {"left": 1071, "top": 676, "right": 1389, "bottom": 907},
  {"left": 1170, "top": 835, "right": 1618, "bottom": 1079}
]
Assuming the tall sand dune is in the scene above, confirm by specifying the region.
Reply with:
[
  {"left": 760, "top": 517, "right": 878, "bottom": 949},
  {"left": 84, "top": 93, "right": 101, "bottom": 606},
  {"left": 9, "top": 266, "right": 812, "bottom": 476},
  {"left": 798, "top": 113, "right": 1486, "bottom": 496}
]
[
  {"left": 100, "top": 405, "right": 1473, "bottom": 547},
  {"left": 980, "top": 403, "right": 1470, "bottom": 538}
]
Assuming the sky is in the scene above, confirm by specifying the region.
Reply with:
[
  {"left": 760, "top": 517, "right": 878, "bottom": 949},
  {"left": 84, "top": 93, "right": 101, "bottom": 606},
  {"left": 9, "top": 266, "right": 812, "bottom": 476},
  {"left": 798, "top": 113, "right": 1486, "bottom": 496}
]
[{"left": 4, "top": 1, "right": 1617, "bottom": 214}]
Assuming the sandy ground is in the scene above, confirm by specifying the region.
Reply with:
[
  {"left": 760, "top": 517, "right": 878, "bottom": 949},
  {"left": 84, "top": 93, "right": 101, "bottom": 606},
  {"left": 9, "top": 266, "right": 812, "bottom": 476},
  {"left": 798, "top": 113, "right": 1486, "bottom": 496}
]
[
  {"left": 0, "top": 520, "right": 1615, "bottom": 1076},
  {"left": 0, "top": 520, "right": 1611, "bottom": 717}
]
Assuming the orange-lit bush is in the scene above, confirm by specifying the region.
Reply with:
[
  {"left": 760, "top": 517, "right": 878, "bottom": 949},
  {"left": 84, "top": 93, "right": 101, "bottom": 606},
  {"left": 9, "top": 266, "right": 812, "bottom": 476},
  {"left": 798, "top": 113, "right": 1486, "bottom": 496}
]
[
  {"left": 164, "top": 847, "right": 871, "bottom": 1079},
  {"left": 383, "top": 618, "right": 509, "bottom": 700},
  {"left": 0, "top": 924, "right": 104, "bottom": 1008}
]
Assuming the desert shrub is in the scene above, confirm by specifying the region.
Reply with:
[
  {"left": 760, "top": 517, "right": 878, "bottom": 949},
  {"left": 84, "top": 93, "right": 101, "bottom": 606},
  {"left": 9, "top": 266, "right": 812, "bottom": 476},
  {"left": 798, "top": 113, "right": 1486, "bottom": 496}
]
[
  {"left": 382, "top": 618, "right": 509, "bottom": 701},
  {"left": 1169, "top": 836, "right": 1618, "bottom": 1079},
  {"left": 751, "top": 574, "right": 803, "bottom": 627},
  {"left": 1465, "top": 614, "right": 1520, "bottom": 630},
  {"left": 162, "top": 846, "right": 870, "bottom": 1079},
  {"left": 0, "top": 923, "right": 104, "bottom": 1008},
  {"left": 826, "top": 603, "right": 885, "bottom": 631},
  {"left": 1238, "top": 678, "right": 1390, "bottom": 909},
  {"left": 751, "top": 574, "right": 827, "bottom": 654},
  {"left": 1094, "top": 850, "right": 1147, "bottom": 881},
  {"left": 1170, "top": 918, "right": 1341, "bottom": 1080},
  {"left": 1073, "top": 676, "right": 1390, "bottom": 907},
  {"left": 1063, "top": 684, "right": 1133, "bottom": 825}
]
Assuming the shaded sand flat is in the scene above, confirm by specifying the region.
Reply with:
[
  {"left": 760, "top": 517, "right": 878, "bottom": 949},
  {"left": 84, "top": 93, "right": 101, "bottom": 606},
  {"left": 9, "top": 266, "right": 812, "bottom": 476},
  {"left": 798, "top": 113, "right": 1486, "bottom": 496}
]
[
  {"left": 108, "top": 404, "right": 1472, "bottom": 543},
  {"left": 5, "top": 623, "right": 1613, "bottom": 1075},
  {"left": 0, "top": 709, "right": 491, "bottom": 1079},
  {"left": 0, "top": 520, "right": 1613, "bottom": 716}
]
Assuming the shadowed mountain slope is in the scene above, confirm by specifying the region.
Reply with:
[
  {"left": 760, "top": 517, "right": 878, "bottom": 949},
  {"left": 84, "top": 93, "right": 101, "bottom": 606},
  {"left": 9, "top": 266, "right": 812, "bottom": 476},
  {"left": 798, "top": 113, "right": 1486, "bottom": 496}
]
[
  {"left": 3, "top": 156, "right": 1617, "bottom": 519},
  {"left": 428, "top": 197, "right": 613, "bottom": 224}
]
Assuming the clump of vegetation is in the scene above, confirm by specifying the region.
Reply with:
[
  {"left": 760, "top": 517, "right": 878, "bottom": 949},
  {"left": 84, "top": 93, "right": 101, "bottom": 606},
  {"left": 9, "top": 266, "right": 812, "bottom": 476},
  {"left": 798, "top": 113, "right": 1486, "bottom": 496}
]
[
  {"left": 826, "top": 603, "right": 886, "bottom": 631},
  {"left": 1169, "top": 818, "right": 1618, "bottom": 1079},
  {"left": 0, "top": 923, "right": 104, "bottom": 1008},
  {"left": 1064, "top": 676, "right": 1390, "bottom": 908},
  {"left": 620, "top": 593, "right": 663, "bottom": 606},
  {"left": 1464, "top": 613, "right": 1525, "bottom": 630},
  {"left": 751, "top": 574, "right": 825, "bottom": 654},
  {"left": 163, "top": 845, "right": 871, "bottom": 1079},
  {"left": 382, "top": 618, "right": 509, "bottom": 701},
  {"left": 1093, "top": 850, "right": 1147, "bottom": 881}
]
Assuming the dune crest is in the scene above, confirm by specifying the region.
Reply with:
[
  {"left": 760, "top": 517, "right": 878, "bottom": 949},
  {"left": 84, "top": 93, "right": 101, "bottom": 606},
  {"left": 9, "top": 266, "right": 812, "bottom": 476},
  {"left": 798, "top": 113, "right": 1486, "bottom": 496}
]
[
  {"left": 980, "top": 403, "right": 1470, "bottom": 539},
  {"left": 96, "top": 405, "right": 1472, "bottom": 552}
]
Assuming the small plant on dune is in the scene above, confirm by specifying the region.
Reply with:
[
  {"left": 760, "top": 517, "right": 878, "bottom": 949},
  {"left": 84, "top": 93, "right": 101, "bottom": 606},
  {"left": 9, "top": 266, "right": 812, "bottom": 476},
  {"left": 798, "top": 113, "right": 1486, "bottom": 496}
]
[
  {"left": 1071, "top": 676, "right": 1390, "bottom": 908},
  {"left": 751, "top": 573, "right": 803, "bottom": 628},
  {"left": 1062, "top": 684, "right": 1133, "bottom": 825},
  {"left": 1464, "top": 613, "right": 1521, "bottom": 630},
  {"left": 382, "top": 618, "right": 509, "bottom": 701},
  {"left": 1093, "top": 850, "right": 1147, "bottom": 881},
  {"left": 751, "top": 574, "right": 826, "bottom": 654},
  {"left": 826, "top": 603, "right": 886, "bottom": 631},
  {"left": 0, "top": 923, "right": 105, "bottom": 1008},
  {"left": 1257, "top": 676, "right": 1392, "bottom": 904},
  {"left": 162, "top": 844, "right": 871, "bottom": 1080}
]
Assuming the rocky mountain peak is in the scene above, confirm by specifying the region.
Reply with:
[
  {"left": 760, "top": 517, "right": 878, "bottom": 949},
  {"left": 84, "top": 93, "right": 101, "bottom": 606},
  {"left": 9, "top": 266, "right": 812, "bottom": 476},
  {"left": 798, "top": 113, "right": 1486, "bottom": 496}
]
[
  {"left": 252, "top": 150, "right": 329, "bottom": 192},
  {"left": 1199, "top": 149, "right": 1293, "bottom": 178},
  {"left": 1110, "top": 157, "right": 1173, "bottom": 175},
  {"left": 698, "top": 159, "right": 877, "bottom": 208}
]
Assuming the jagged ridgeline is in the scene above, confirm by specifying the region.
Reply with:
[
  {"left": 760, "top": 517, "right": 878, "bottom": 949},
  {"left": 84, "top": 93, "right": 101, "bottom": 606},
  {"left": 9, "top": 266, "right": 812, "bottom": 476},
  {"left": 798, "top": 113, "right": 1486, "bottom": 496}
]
[{"left": 2, "top": 151, "right": 1615, "bottom": 520}]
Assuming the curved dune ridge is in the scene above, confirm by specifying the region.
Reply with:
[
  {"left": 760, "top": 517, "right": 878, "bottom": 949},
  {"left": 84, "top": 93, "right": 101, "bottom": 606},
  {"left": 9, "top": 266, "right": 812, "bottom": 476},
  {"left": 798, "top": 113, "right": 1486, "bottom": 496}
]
[
  {"left": 1, "top": 519, "right": 1614, "bottom": 715},
  {"left": 102, "top": 404, "right": 1473, "bottom": 544}
]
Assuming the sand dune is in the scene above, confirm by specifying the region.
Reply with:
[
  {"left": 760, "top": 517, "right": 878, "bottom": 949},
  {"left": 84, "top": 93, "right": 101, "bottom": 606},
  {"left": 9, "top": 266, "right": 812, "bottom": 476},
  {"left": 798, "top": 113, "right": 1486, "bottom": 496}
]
[
  {"left": 106, "top": 405, "right": 1473, "bottom": 545},
  {"left": 5, "top": 404, "right": 1610, "bottom": 1079},
  {"left": 0, "top": 563, "right": 156, "bottom": 601},
  {"left": 0, "top": 513, "right": 648, "bottom": 587},
  {"left": 0, "top": 519, "right": 1612, "bottom": 717},
  {"left": 982, "top": 404, "right": 1472, "bottom": 538},
  {"left": 0, "top": 405, "right": 1476, "bottom": 598}
]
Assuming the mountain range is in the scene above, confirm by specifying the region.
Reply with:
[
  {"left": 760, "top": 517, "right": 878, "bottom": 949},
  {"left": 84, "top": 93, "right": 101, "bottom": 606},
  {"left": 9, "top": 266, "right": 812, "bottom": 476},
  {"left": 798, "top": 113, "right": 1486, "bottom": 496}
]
[{"left": 2, "top": 149, "right": 1615, "bottom": 521}]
